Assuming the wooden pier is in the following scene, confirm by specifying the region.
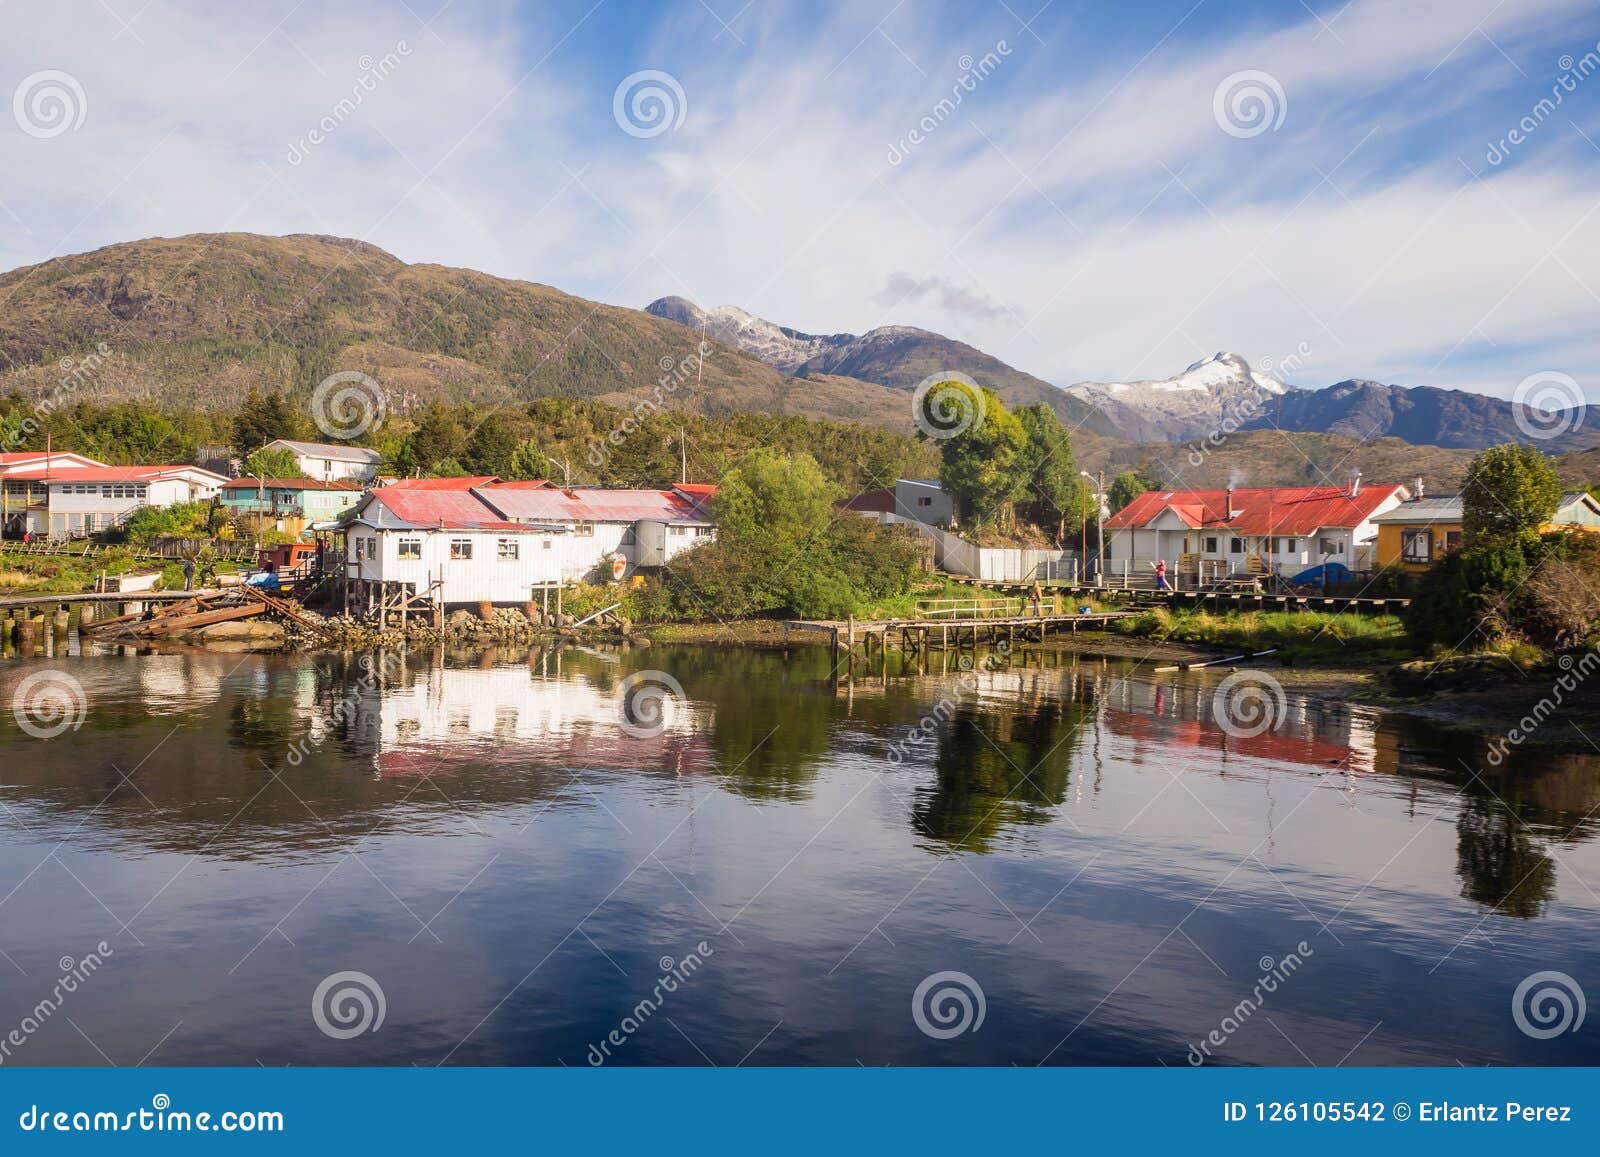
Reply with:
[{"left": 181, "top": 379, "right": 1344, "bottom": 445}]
[
  {"left": 953, "top": 580, "right": 1408, "bottom": 614},
  {"left": 785, "top": 610, "right": 1138, "bottom": 659}
]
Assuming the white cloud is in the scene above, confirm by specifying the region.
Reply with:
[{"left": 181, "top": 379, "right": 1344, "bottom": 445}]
[{"left": 1, "top": 0, "right": 1597, "bottom": 402}]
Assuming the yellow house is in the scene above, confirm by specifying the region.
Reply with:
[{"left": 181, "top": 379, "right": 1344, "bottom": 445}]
[{"left": 1372, "top": 491, "right": 1600, "bottom": 572}]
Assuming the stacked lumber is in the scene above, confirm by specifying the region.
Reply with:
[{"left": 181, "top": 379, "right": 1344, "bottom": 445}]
[{"left": 81, "top": 588, "right": 324, "bottom": 640}]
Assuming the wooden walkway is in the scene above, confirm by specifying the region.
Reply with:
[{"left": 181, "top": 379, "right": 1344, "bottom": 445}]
[
  {"left": 955, "top": 579, "right": 1408, "bottom": 613},
  {"left": 0, "top": 588, "right": 227, "bottom": 610},
  {"left": 786, "top": 611, "right": 1138, "bottom": 656}
]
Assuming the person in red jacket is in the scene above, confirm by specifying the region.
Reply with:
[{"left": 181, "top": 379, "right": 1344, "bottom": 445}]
[{"left": 1154, "top": 558, "right": 1169, "bottom": 590}]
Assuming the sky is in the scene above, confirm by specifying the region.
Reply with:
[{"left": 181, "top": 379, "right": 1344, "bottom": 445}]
[{"left": 2, "top": 0, "right": 1599, "bottom": 402}]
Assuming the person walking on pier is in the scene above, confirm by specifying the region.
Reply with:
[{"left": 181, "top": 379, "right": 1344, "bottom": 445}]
[
  {"left": 1030, "top": 579, "right": 1044, "bottom": 617},
  {"left": 182, "top": 557, "right": 196, "bottom": 591},
  {"left": 1154, "top": 558, "right": 1169, "bottom": 591}
]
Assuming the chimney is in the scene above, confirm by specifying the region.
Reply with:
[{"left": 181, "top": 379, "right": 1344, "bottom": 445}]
[
  {"left": 1348, "top": 469, "right": 1362, "bottom": 499},
  {"left": 1413, "top": 476, "right": 1424, "bottom": 501},
  {"left": 1225, "top": 485, "right": 1236, "bottom": 521}
]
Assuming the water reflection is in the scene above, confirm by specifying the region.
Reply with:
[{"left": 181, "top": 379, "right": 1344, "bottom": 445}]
[{"left": 2, "top": 642, "right": 1600, "bottom": 1064}]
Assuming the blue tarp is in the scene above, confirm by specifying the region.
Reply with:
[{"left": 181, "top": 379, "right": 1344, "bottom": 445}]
[{"left": 1288, "top": 561, "right": 1352, "bottom": 587}]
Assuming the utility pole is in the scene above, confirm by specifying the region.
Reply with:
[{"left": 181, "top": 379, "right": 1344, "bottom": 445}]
[
  {"left": 1097, "top": 469, "right": 1105, "bottom": 587},
  {"left": 679, "top": 429, "right": 687, "bottom": 484}
]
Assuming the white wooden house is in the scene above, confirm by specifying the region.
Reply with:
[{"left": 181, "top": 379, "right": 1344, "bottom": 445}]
[
  {"left": 477, "top": 482, "right": 716, "bottom": 581},
  {"left": 1103, "top": 478, "right": 1408, "bottom": 584},
  {"left": 2, "top": 463, "right": 227, "bottom": 540},
  {"left": 344, "top": 485, "right": 567, "bottom": 611},
  {"left": 264, "top": 439, "right": 383, "bottom": 483}
]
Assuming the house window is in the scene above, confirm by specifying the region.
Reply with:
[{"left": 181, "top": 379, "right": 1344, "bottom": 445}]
[
  {"left": 1229, "top": 537, "right": 1243, "bottom": 554},
  {"left": 497, "top": 538, "right": 520, "bottom": 560},
  {"left": 450, "top": 538, "right": 473, "bottom": 560},
  {"left": 397, "top": 538, "right": 422, "bottom": 560},
  {"left": 917, "top": 496, "right": 933, "bottom": 507},
  {"left": 354, "top": 538, "right": 367, "bottom": 561},
  {"left": 668, "top": 525, "right": 686, "bottom": 537},
  {"left": 1401, "top": 528, "right": 1432, "bottom": 562},
  {"left": 1282, "top": 538, "right": 1297, "bottom": 553},
  {"left": 693, "top": 526, "right": 713, "bottom": 537},
  {"left": 542, "top": 540, "right": 553, "bottom": 551},
  {"left": 573, "top": 522, "right": 595, "bottom": 537},
  {"left": 1319, "top": 536, "right": 1342, "bottom": 556},
  {"left": 1204, "top": 536, "right": 1218, "bottom": 553},
  {"left": 1444, "top": 530, "right": 1462, "bottom": 553}
]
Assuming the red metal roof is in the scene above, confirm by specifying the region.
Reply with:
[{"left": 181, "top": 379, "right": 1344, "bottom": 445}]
[
  {"left": 1104, "top": 484, "right": 1405, "bottom": 536},
  {"left": 487, "top": 479, "right": 551, "bottom": 490},
  {"left": 359, "top": 486, "right": 515, "bottom": 528},
  {"left": 838, "top": 489, "right": 897, "bottom": 514},
  {"left": 386, "top": 476, "right": 500, "bottom": 490},
  {"left": 0, "top": 451, "right": 105, "bottom": 466},
  {"left": 1, "top": 465, "right": 224, "bottom": 483},
  {"left": 480, "top": 486, "right": 713, "bottom": 524}
]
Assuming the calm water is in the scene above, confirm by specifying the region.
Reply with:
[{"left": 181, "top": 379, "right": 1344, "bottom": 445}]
[{"left": 1, "top": 640, "right": 1598, "bottom": 1066}]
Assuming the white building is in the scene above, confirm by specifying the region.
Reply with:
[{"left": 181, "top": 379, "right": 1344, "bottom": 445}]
[
  {"left": 1103, "top": 479, "right": 1408, "bottom": 584},
  {"left": 479, "top": 482, "right": 716, "bottom": 582},
  {"left": 841, "top": 478, "right": 955, "bottom": 528},
  {"left": 344, "top": 484, "right": 567, "bottom": 609},
  {"left": 1, "top": 464, "right": 227, "bottom": 540},
  {"left": 264, "top": 439, "right": 383, "bottom": 483}
]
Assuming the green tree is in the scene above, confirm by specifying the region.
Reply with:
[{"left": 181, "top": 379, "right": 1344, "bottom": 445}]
[
  {"left": 1014, "top": 404, "right": 1079, "bottom": 544},
  {"left": 241, "top": 446, "right": 305, "bottom": 480},
  {"left": 715, "top": 447, "right": 839, "bottom": 549},
  {"left": 401, "top": 403, "right": 465, "bottom": 475},
  {"left": 506, "top": 439, "right": 552, "bottom": 482},
  {"left": 231, "top": 388, "right": 298, "bottom": 452},
  {"left": 462, "top": 421, "right": 519, "bottom": 478},
  {"left": 933, "top": 381, "right": 1027, "bottom": 522},
  {"left": 1108, "top": 471, "right": 1150, "bottom": 514},
  {"left": 1463, "top": 443, "right": 1562, "bottom": 548}
]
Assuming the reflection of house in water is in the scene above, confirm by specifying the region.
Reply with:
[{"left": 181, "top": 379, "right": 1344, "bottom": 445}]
[
  {"left": 321, "top": 656, "right": 715, "bottom": 777},
  {"left": 137, "top": 653, "right": 227, "bottom": 714},
  {"left": 1099, "top": 675, "right": 1382, "bottom": 776}
]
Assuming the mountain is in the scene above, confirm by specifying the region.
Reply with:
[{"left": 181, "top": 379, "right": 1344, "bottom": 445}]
[
  {"left": 1062, "top": 352, "right": 1287, "bottom": 442},
  {"left": 0, "top": 233, "right": 921, "bottom": 432},
  {"left": 1240, "top": 378, "right": 1600, "bottom": 451},
  {"left": 645, "top": 296, "right": 1117, "bottom": 434},
  {"left": 1060, "top": 351, "right": 1600, "bottom": 452}
]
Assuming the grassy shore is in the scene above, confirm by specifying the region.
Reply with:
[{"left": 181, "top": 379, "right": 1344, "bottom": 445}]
[
  {"left": 1112, "top": 606, "right": 1414, "bottom": 664},
  {"left": 0, "top": 550, "right": 247, "bottom": 595}
]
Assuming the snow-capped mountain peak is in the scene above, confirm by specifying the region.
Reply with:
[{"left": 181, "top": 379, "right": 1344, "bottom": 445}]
[{"left": 1062, "top": 353, "right": 1286, "bottom": 441}]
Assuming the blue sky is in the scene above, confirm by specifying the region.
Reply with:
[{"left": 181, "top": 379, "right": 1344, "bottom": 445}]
[{"left": 2, "top": 0, "right": 1599, "bottom": 401}]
